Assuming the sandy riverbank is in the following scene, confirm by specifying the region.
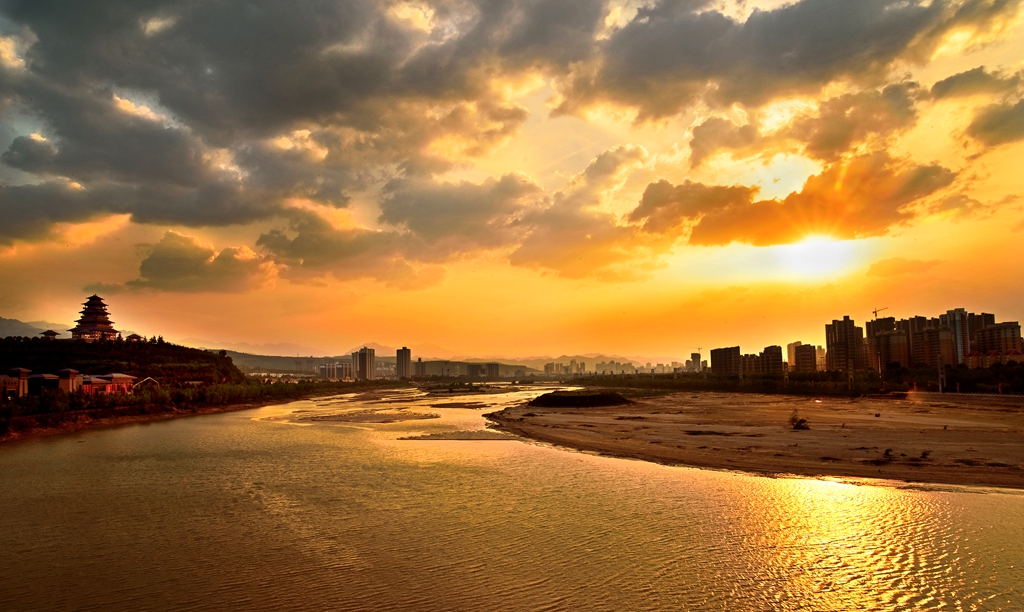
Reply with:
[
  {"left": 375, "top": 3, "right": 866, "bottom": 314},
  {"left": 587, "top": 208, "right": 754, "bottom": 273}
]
[{"left": 485, "top": 391, "right": 1024, "bottom": 489}]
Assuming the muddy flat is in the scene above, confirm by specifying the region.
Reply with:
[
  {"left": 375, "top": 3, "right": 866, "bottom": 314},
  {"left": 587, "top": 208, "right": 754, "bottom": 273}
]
[{"left": 486, "top": 391, "right": 1024, "bottom": 489}]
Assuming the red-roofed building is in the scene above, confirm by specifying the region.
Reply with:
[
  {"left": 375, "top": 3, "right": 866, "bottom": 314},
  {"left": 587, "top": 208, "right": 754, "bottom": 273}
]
[{"left": 81, "top": 373, "right": 136, "bottom": 395}]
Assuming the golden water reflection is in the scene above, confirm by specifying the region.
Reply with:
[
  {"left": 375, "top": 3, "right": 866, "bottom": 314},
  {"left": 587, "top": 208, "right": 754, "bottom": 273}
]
[{"left": 0, "top": 387, "right": 1020, "bottom": 611}]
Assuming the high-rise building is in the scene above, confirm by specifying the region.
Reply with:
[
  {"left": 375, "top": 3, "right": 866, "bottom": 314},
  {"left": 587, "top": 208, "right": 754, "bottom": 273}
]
[
  {"left": 867, "top": 330, "right": 910, "bottom": 371},
  {"left": 786, "top": 342, "right": 802, "bottom": 372},
  {"left": 413, "top": 358, "right": 426, "bottom": 377},
  {"left": 825, "top": 316, "right": 866, "bottom": 371},
  {"left": 690, "top": 352, "right": 701, "bottom": 373},
  {"left": 467, "top": 364, "right": 484, "bottom": 377},
  {"left": 815, "top": 346, "right": 826, "bottom": 371},
  {"left": 939, "top": 308, "right": 970, "bottom": 364},
  {"left": 485, "top": 363, "right": 500, "bottom": 378},
  {"left": 69, "top": 295, "right": 120, "bottom": 341},
  {"left": 761, "top": 345, "right": 784, "bottom": 373},
  {"left": 912, "top": 327, "right": 956, "bottom": 368},
  {"left": 896, "top": 316, "right": 930, "bottom": 362},
  {"left": 741, "top": 353, "right": 761, "bottom": 374},
  {"left": 865, "top": 316, "right": 896, "bottom": 338},
  {"left": 352, "top": 347, "right": 376, "bottom": 381},
  {"left": 710, "top": 346, "right": 741, "bottom": 375},
  {"left": 793, "top": 344, "right": 818, "bottom": 372},
  {"left": 975, "top": 322, "right": 1023, "bottom": 353},
  {"left": 968, "top": 312, "right": 996, "bottom": 351},
  {"left": 396, "top": 347, "right": 412, "bottom": 378}
]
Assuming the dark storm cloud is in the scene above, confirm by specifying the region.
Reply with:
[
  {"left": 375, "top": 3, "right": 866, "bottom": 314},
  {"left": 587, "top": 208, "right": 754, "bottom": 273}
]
[
  {"left": 557, "top": 0, "right": 1016, "bottom": 119},
  {"left": 688, "top": 84, "right": 920, "bottom": 166},
  {"left": 255, "top": 210, "right": 446, "bottom": 288},
  {"left": 631, "top": 153, "right": 957, "bottom": 246},
  {"left": 257, "top": 213, "right": 405, "bottom": 270},
  {"left": 379, "top": 173, "right": 542, "bottom": 252},
  {"left": 257, "top": 146, "right": 646, "bottom": 282},
  {"left": 966, "top": 99, "right": 1024, "bottom": 146},
  {"left": 0, "top": 179, "right": 126, "bottom": 244},
  {"left": 688, "top": 117, "right": 761, "bottom": 168},
  {"left": 0, "top": 80, "right": 210, "bottom": 187},
  {"left": 122, "top": 231, "right": 274, "bottom": 292},
  {"left": 787, "top": 83, "right": 920, "bottom": 161},
  {"left": 629, "top": 180, "right": 758, "bottom": 233},
  {"left": 930, "top": 66, "right": 1022, "bottom": 99},
  {"left": 1, "top": 0, "right": 605, "bottom": 139},
  {"left": 0, "top": 0, "right": 596, "bottom": 245},
  {"left": 0, "top": 0, "right": 1011, "bottom": 286}
]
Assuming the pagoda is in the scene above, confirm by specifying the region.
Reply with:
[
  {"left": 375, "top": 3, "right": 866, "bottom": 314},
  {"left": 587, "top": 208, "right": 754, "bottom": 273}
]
[{"left": 69, "top": 295, "right": 120, "bottom": 341}]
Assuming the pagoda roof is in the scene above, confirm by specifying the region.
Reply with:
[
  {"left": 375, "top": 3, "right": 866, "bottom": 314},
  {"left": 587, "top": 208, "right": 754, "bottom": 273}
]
[{"left": 71, "top": 294, "right": 118, "bottom": 334}]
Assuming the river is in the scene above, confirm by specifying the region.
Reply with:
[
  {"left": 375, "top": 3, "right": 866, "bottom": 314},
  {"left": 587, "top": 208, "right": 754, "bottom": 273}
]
[{"left": 1, "top": 386, "right": 1021, "bottom": 611}]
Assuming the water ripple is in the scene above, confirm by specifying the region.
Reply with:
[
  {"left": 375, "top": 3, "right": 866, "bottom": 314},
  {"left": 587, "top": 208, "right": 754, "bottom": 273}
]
[{"left": 0, "top": 391, "right": 1021, "bottom": 611}]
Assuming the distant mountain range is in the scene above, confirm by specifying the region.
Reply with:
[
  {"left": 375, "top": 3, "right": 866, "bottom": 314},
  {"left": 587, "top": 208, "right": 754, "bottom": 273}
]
[
  {"left": 0, "top": 317, "right": 73, "bottom": 338},
  {"left": 179, "top": 338, "right": 328, "bottom": 357},
  {"left": 343, "top": 342, "right": 461, "bottom": 359}
]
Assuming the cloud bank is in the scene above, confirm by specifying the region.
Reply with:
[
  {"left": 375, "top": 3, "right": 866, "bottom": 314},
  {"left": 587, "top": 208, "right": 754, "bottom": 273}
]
[{"left": 0, "top": 0, "right": 1019, "bottom": 289}]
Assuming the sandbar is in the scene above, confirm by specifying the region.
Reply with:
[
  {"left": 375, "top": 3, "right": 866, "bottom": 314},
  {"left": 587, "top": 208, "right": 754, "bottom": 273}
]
[
  {"left": 485, "top": 391, "right": 1024, "bottom": 489},
  {"left": 399, "top": 430, "right": 516, "bottom": 440},
  {"left": 302, "top": 410, "right": 439, "bottom": 423}
]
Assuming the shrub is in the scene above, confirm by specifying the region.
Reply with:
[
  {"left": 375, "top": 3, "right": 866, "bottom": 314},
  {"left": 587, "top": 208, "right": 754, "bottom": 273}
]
[{"left": 789, "top": 409, "right": 810, "bottom": 430}]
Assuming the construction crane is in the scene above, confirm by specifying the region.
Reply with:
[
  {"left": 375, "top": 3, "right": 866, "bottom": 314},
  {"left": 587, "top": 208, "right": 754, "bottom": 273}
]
[{"left": 872, "top": 307, "right": 888, "bottom": 319}]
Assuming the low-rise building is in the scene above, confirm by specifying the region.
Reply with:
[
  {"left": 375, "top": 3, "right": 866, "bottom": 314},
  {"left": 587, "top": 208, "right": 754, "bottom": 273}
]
[{"left": 1, "top": 368, "right": 31, "bottom": 399}]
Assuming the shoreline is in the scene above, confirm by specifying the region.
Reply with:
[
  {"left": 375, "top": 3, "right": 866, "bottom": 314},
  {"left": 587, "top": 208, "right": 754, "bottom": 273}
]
[
  {"left": 485, "top": 391, "right": 1024, "bottom": 490},
  {"left": 0, "top": 394, "right": 330, "bottom": 445}
]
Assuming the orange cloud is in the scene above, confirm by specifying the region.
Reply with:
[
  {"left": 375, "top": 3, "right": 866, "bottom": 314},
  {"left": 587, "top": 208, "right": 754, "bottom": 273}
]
[{"left": 633, "top": 153, "right": 956, "bottom": 246}]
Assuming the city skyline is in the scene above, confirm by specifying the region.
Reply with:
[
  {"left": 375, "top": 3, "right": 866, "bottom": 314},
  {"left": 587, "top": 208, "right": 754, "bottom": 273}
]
[
  {"left": 1, "top": 1, "right": 1022, "bottom": 358},
  {"left": 3, "top": 3, "right": 1023, "bottom": 608},
  {"left": 4, "top": 298, "right": 1021, "bottom": 369}
]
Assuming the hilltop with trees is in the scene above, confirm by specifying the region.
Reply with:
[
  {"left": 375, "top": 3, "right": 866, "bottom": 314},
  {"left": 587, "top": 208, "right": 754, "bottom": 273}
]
[{"left": 0, "top": 336, "right": 245, "bottom": 385}]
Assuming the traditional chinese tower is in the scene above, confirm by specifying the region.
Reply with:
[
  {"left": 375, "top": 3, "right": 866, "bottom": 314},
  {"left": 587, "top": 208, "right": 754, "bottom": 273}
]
[{"left": 69, "top": 295, "right": 120, "bottom": 341}]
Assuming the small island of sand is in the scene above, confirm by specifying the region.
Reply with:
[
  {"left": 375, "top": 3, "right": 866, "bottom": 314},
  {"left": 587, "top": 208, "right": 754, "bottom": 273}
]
[
  {"left": 301, "top": 410, "right": 439, "bottom": 423},
  {"left": 485, "top": 391, "right": 1024, "bottom": 489}
]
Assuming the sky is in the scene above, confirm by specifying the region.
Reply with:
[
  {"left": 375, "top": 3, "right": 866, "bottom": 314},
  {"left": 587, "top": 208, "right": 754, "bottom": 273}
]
[{"left": 0, "top": 0, "right": 1022, "bottom": 360}]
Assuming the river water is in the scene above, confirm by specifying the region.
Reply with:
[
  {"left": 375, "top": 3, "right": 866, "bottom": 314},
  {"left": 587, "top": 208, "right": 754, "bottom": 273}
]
[{"left": 1, "top": 386, "right": 1021, "bottom": 611}]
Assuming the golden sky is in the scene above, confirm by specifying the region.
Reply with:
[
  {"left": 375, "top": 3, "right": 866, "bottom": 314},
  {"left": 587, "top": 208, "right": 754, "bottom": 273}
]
[{"left": 0, "top": 0, "right": 1022, "bottom": 359}]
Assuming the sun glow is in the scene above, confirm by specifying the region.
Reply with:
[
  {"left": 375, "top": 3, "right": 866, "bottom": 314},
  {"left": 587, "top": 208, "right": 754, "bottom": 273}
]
[{"left": 771, "top": 235, "right": 862, "bottom": 278}]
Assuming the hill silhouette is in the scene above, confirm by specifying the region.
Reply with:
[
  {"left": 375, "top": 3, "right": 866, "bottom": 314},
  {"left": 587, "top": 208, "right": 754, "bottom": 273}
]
[{"left": 0, "top": 337, "right": 245, "bottom": 385}]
